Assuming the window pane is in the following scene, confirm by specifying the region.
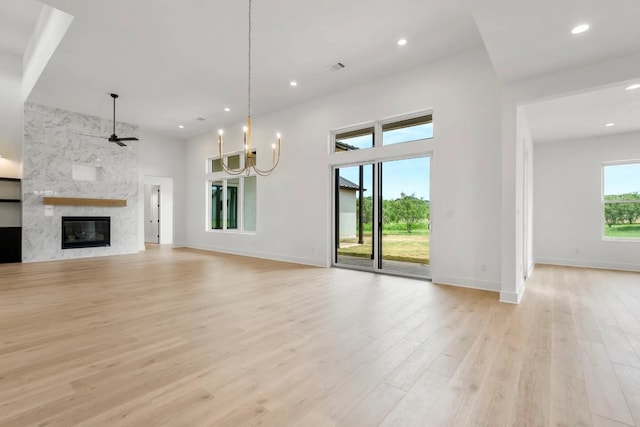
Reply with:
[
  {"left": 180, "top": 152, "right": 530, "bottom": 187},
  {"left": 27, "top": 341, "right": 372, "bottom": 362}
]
[
  {"left": 335, "top": 128, "right": 374, "bottom": 151},
  {"left": 603, "top": 162, "right": 640, "bottom": 239},
  {"left": 604, "top": 163, "right": 640, "bottom": 198},
  {"left": 335, "top": 164, "right": 374, "bottom": 268},
  {"left": 227, "top": 178, "right": 239, "bottom": 230},
  {"left": 244, "top": 176, "right": 257, "bottom": 232},
  {"left": 212, "top": 158, "right": 223, "bottom": 173},
  {"left": 382, "top": 115, "right": 433, "bottom": 146},
  {"left": 604, "top": 202, "right": 640, "bottom": 238},
  {"left": 228, "top": 154, "right": 241, "bottom": 169},
  {"left": 380, "top": 157, "right": 430, "bottom": 277},
  {"left": 211, "top": 181, "right": 223, "bottom": 229}
]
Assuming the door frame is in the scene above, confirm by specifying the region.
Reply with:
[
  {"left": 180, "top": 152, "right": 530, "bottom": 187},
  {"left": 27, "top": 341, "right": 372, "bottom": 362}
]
[
  {"left": 331, "top": 153, "right": 432, "bottom": 279},
  {"left": 140, "top": 176, "right": 174, "bottom": 249}
]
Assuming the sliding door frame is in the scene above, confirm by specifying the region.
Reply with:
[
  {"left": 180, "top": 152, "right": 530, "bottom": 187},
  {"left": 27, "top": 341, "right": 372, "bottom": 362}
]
[
  {"left": 328, "top": 110, "right": 435, "bottom": 278},
  {"left": 331, "top": 153, "right": 432, "bottom": 279}
]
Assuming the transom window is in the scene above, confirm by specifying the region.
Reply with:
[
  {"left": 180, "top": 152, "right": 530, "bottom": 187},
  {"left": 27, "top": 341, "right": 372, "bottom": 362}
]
[
  {"left": 603, "top": 161, "right": 640, "bottom": 239},
  {"left": 382, "top": 115, "right": 433, "bottom": 146},
  {"left": 333, "top": 113, "right": 432, "bottom": 153}
]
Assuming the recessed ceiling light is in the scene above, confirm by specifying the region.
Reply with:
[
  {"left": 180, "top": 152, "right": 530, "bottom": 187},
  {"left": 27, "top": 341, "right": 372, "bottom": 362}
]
[
  {"left": 571, "top": 24, "right": 590, "bottom": 35},
  {"left": 625, "top": 83, "right": 640, "bottom": 91},
  {"left": 397, "top": 38, "right": 407, "bottom": 46},
  {"left": 178, "top": 125, "right": 184, "bottom": 129},
  {"left": 224, "top": 107, "right": 231, "bottom": 112},
  {"left": 604, "top": 122, "right": 615, "bottom": 127},
  {"left": 290, "top": 81, "right": 298, "bottom": 87}
]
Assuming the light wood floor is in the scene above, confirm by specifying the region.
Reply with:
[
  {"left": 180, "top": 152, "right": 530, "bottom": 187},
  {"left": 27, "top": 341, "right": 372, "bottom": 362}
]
[{"left": 1, "top": 247, "right": 640, "bottom": 426}]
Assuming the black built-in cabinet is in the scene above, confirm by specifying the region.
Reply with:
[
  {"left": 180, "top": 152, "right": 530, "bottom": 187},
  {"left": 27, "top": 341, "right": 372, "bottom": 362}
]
[{"left": 0, "top": 177, "right": 22, "bottom": 263}]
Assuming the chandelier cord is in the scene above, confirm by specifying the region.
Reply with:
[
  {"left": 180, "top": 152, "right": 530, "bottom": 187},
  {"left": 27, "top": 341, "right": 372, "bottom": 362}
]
[
  {"left": 248, "top": 0, "right": 252, "bottom": 118},
  {"left": 217, "top": 0, "right": 280, "bottom": 178}
]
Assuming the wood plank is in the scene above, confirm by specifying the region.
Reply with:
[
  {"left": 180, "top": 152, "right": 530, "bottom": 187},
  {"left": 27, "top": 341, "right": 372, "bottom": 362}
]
[
  {"left": 1, "top": 251, "right": 640, "bottom": 425},
  {"left": 613, "top": 364, "right": 640, "bottom": 426},
  {"left": 337, "top": 383, "right": 405, "bottom": 427},
  {"left": 592, "top": 413, "right": 635, "bottom": 427},
  {"left": 550, "top": 374, "right": 592, "bottom": 427},
  {"left": 42, "top": 197, "right": 126, "bottom": 207},
  {"left": 579, "top": 340, "right": 635, "bottom": 425}
]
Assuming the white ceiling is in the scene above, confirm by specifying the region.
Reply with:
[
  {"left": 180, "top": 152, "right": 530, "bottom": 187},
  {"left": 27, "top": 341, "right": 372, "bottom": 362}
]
[
  {"left": 524, "top": 81, "right": 640, "bottom": 143},
  {"left": 24, "top": 0, "right": 482, "bottom": 139},
  {"left": 468, "top": 0, "right": 640, "bottom": 83},
  {"left": 2, "top": 0, "right": 640, "bottom": 142},
  {"left": 0, "top": 0, "right": 42, "bottom": 57}
]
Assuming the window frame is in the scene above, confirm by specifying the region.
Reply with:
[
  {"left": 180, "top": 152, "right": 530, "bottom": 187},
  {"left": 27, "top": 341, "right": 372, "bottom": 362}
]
[
  {"left": 206, "top": 150, "right": 257, "bottom": 234},
  {"left": 331, "top": 110, "right": 433, "bottom": 154},
  {"left": 601, "top": 160, "right": 640, "bottom": 241}
]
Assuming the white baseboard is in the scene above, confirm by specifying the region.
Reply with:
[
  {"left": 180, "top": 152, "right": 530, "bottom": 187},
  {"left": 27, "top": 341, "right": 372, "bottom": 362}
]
[
  {"left": 498, "top": 263, "right": 535, "bottom": 304},
  {"left": 183, "top": 244, "right": 329, "bottom": 268},
  {"left": 432, "top": 275, "right": 501, "bottom": 294},
  {"left": 535, "top": 257, "right": 640, "bottom": 272},
  {"left": 500, "top": 278, "right": 525, "bottom": 304}
]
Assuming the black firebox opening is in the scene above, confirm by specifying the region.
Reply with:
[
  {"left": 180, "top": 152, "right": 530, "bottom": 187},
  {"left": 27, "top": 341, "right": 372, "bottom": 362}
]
[{"left": 61, "top": 216, "right": 110, "bottom": 249}]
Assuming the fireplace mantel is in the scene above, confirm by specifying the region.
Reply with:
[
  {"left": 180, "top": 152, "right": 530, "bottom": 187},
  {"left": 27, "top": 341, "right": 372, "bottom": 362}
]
[{"left": 43, "top": 197, "right": 127, "bottom": 207}]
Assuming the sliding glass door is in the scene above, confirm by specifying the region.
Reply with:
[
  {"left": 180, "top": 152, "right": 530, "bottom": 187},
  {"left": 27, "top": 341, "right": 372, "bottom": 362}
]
[
  {"left": 334, "top": 156, "right": 430, "bottom": 278},
  {"left": 380, "top": 157, "right": 430, "bottom": 277},
  {"left": 335, "top": 164, "right": 374, "bottom": 268}
]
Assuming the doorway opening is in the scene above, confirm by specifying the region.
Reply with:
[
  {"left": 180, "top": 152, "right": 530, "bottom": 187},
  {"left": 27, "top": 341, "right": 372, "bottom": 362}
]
[{"left": 144, "top": 184, "right": 160, "bottom": 244}]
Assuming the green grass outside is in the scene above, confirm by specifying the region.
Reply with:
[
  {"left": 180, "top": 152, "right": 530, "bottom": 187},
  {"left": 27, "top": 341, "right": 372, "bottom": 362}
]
[
  {"left": 338, "top": 233, "right": 430, "bottom": 264},
  {"left": 362, "top": 222, "right": 429, "bottom": 234},
  {"left": 604, "top": 223, "right": 640, "bottom": 239}
]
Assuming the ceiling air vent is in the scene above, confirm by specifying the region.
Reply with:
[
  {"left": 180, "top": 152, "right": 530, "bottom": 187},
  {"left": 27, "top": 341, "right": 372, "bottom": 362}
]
[{"left": 326, "top": 62, "right": 346, "bottom": 71}]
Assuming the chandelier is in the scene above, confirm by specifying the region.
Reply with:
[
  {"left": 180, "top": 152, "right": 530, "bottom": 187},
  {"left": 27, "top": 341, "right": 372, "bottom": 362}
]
[{"left": 217, "top": 0, "right": 281, "bottom": 176}]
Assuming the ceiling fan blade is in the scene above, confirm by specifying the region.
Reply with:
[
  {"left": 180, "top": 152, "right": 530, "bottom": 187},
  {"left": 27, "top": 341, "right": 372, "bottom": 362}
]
[
  {"left": 112, "top": 140, "right": 127, "bottom": 147},
  {"left": 77, "top": 133, "right": 106, "bottom": 139},
  {"left": 115, "top": 137, "right": 139, "bottom": 142}
]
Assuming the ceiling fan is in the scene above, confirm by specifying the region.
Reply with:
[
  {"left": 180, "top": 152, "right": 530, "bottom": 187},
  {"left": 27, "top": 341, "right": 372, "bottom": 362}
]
[{"left": 79, "top": 93, "right": 139, "bottom": 146}]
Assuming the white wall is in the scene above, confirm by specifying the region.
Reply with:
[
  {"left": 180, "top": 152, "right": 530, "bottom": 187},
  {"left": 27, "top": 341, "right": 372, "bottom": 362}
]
[
  {"left": 339, "top": 189, "right": 356, "bottom": 239},
  {"left": 515, "top": 108, "right": 534, "bottom": 285},
  {"left": 534, "top": 131, "right": 640, "bottom": 271},
  {"left": 184, "top": 47, "right": 503, "bottom": 292},
  {"left": 500, "top": 51, "right": 640, "bottom": 303},
  {"left": 0, "top": 52, "right": 23, "bottom": 179},
  {"left": 138, "top": 130, "right": 186, "bottom": 249}
]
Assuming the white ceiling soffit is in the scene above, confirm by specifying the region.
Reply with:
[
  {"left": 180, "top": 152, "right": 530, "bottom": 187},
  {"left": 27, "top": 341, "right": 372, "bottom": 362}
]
[
  {"left": 0, "top": 0, "right": 43, "bottom": 57},
  {"left": 468, "top": 0, "right": 640, "bottom": 83},
  {"left": 524, "top": 81, "right": 640, "bottom": 144},
  {"left": 28, "top": 0, "right": 482, "bottom": 139},
  {"left": 22, "top": 6, "right": 74, "bottom": 102}
]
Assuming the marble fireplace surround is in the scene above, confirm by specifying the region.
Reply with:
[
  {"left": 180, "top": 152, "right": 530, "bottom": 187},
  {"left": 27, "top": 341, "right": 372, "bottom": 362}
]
[{"left": 23, "top": 103, "right": 139, "bottom": 263}]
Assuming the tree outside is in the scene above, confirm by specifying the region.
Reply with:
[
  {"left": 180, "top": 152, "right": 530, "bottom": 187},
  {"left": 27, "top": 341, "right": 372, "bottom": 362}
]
[
  {"left": 344, "top": 193, "right": 430, "bottom": 264},
  {"left": 604, "top": 192, "right": 640, "bottom": 238}
]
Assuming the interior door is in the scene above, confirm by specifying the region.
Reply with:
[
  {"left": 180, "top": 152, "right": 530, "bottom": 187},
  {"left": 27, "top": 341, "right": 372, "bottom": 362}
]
[{"left": 144, "top": 184, "right": 160, "bottom": 243}]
